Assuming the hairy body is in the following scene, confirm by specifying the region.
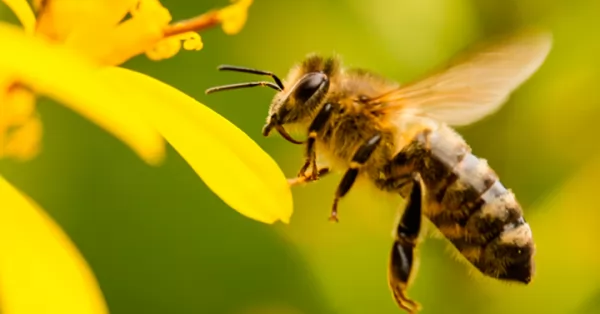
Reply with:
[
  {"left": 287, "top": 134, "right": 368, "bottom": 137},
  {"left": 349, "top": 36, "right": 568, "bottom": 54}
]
[
  {"left": 290, "top": 58, "right": 533, "bottom": 282},
  {"left": 207, "top": 28, "right": 552, "bottom": 313}
]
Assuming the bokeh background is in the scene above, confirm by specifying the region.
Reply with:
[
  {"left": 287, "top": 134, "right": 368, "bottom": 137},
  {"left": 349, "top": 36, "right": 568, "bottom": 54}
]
[{"left": 2, "top": 0, "right": 600, "bottom": 313}]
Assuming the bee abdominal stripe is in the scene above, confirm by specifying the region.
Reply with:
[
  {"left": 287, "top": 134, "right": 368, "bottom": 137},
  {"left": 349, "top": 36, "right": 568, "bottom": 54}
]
[{"left": 387, "top": 124, "right": 534, "bottom": 283}]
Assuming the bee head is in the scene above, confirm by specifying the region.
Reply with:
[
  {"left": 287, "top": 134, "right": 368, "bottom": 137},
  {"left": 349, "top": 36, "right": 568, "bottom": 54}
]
[{"left": 206, "top": 54, "right": 338, "bottom": 144}]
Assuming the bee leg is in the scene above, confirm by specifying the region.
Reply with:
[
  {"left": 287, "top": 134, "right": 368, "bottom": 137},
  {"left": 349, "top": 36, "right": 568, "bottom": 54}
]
[
  {"left": 329, "top": 134, "right": 382, "bottom": 222},
  {"left": 288, "top": 168, "right": 330, "bottom": 186},
  {"left": 297, "top": 103, "right": 334, "bottom": 181},
  {"left": 388, "top": 174, "right": 423, "bottom": 313}
]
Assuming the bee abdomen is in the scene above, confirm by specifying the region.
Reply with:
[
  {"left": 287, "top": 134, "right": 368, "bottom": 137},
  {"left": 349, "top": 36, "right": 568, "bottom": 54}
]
[
  {"left": 411, "top": 125, "right": 535, "bottom": 283},
  {"left": 421, "top": 126, "right": 499, "bottom": 218}
]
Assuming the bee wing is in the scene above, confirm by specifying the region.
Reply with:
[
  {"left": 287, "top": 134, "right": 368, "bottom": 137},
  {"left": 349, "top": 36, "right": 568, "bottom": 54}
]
[{"left": 375, "top": 29, "right": 553, "bottom": 126}]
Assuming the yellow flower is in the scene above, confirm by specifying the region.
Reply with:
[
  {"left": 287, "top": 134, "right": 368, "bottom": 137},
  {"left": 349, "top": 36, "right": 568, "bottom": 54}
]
[
  {"left": 0, "top": 175, "right": 108, "bottom": 314},
  {"left": 0, "top": 1, "right": 293, "bottom": 312},
  {"left": 0, "top": 0, "right": 292, "bottom": 223}
]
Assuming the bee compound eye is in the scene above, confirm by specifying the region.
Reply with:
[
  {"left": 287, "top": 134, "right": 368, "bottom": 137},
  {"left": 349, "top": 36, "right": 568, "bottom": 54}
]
[{"left": 293, "top": 72, "right": 328, "bottom": 104}]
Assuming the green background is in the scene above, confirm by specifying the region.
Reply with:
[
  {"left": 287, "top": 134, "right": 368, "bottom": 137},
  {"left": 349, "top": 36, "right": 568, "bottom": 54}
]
[{"left": 2, "top": 0, "right": 600, "bottom": 313}]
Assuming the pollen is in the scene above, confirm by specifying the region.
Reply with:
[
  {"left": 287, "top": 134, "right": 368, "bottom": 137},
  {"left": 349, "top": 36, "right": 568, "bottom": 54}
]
[
  {"left": 146, "top": 32, "right": 203, "bottom": 61},
  {"left": 132, "top": 0, "right": 204, "bottom": 61},
  {"left": 143, "top": 0, "right": 253, "bottom": 60}
]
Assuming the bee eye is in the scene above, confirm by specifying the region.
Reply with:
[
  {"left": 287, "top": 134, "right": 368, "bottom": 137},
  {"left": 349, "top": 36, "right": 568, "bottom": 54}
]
[{"left": 293, "top": 72, "right": 328, "bottom": 103}]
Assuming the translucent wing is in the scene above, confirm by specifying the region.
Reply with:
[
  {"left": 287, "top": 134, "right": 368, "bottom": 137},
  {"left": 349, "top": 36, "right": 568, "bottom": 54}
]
[{"left": 373, "top": 29, "right": 553, "bottom": 126}]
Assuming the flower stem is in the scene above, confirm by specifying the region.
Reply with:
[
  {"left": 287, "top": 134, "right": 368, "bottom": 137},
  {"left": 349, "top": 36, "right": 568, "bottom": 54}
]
[{"left": 163, "top": 11, "right": 220, "bottom": 37}]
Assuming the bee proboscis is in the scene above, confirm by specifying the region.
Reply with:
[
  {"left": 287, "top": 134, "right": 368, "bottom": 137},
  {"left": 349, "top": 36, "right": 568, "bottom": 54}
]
[{"left": 206, "top": 28, "right": 552, "bottom": 313}]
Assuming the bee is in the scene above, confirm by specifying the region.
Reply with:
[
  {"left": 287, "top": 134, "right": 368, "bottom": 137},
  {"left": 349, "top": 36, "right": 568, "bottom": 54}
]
[{"left": 206, "top": 28, "right": 552, "bottom": 313}]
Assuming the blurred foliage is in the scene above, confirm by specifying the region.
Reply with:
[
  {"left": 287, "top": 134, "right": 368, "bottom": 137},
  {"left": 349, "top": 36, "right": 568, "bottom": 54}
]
[{"left": 1, "top": 0, "right": 600, "bottom": 313}]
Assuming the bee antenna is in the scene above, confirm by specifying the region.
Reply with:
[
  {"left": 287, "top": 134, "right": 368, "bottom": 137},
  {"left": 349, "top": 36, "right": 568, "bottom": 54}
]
[
  {"left": 205, "top": 81, "right": 282, "bottom": 94},
  {"left": 216, "top": 65, "right": 285, "bottom": 90}
]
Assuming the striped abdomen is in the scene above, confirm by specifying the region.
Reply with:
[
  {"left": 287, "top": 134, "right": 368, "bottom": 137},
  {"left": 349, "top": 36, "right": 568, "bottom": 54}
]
[{"left": 388, "top": 125, "right": 535, "bottom": 283}]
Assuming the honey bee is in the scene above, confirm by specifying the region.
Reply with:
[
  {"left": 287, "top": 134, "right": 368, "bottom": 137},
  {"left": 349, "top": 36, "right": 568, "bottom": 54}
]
[{"left": 206, "top": 29, "right": 552, "bottom": 313}]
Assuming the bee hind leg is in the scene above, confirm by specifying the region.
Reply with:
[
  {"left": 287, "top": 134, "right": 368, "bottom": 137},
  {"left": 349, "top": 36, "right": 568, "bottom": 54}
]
[
  {"left": 296, "top": 103, "right": 335, "bottom": 183},
  {"left": 329, "top": 133, "right": 382, "bottom": 222},
  {"left": 388, "top": 174, "right": 424, "bottom": 313}
]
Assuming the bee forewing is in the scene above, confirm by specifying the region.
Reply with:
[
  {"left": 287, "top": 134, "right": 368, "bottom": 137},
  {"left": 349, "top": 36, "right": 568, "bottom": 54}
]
[{"left": 382, "top": 28, "right": 553, "bottom": 126}]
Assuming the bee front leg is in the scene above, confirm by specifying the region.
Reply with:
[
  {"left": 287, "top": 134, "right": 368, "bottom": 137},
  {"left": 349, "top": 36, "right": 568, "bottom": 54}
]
[
  {"left": 329, "top": 134, "right": 382, "bottom": 221},
  {"left": 296, "top": 103, "right": 335, "bottom": 182},
  {"left": 388, "top": 174, "right": 423, "bottom": 313},
  {"left": 288, "top": 167, "right": 330, "bottom": 186}
]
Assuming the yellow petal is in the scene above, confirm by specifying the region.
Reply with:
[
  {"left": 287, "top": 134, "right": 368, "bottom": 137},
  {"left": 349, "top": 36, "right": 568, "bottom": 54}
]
[
  {"left": 2, "top": 115, "right": 42, "bottom": 160},
  {"left": 1, "top": 83, "right": 36, "bottom": 126},
  {"left": 1, "top": 0, "right": 36, "bottom": 34},
  {"left": 0, "top": 22, "right": 164, "bottom": 164},
  {"left": 0, "top": 176, "right": 109, "bottom": 314},
  {"left": 35, "top": 0, "right": 137, "bottom": 42},
  {"left": 97, "top": 66, "right": 294, "bottom": 224},
  {"left": 64, "top": 0, "right": 172, "bottom": 66},
  {"left": 0, "top": 82, "right": 40, "bottom": 160},
  {"left": 217, "top": 0, "right": 253, "bottom": 35}
]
